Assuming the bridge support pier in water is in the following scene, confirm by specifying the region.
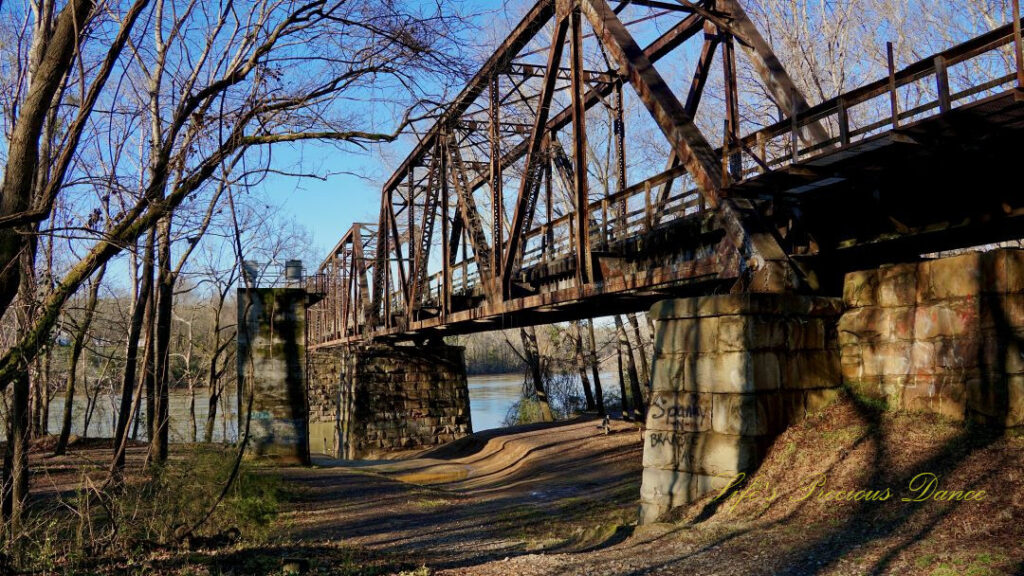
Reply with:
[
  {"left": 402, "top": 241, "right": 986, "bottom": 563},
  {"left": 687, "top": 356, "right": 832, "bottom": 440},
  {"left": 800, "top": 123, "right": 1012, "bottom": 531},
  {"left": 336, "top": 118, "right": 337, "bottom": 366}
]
[
  {"left": 309, "top": 342, "right": 472, "bottom": 460},
  {"left": 640, "top": 294, "right": 843, "bottom": 523}
]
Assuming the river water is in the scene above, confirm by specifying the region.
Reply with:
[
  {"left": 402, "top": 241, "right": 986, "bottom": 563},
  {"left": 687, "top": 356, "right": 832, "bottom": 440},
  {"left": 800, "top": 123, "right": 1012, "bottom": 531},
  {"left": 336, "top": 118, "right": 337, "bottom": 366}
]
[{"left": 41, "top": 372, "right": 617, "bottom": 445}]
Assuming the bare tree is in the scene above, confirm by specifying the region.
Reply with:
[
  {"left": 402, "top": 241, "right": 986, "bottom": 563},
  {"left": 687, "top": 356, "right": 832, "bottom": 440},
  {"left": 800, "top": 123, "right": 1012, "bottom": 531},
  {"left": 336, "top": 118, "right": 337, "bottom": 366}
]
[
  {"left": 0, "top": 0, "right": 473, "bottom": 400},
  {"left": 614, "top": 314, "right": 645, "bottom": 420},
  {"left": 54, "top": 264, "right": 106, "bottom": 455}
]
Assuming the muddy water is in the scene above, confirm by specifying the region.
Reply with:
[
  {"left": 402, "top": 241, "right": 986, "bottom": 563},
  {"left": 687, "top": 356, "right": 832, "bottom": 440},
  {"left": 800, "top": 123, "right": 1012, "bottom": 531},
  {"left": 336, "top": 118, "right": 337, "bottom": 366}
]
[
  {"left": 44, "top": 388, "right": 240, "bottom": 443},
  {"left": 44, "top": 372, "right": 617, "bottom": 450}
]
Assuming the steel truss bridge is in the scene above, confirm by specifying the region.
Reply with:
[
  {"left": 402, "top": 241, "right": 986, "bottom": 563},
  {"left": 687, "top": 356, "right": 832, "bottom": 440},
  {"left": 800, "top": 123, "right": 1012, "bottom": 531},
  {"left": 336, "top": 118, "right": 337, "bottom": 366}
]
[{"left": 308, "top": 0, "right": 1024, "bottom": 348}]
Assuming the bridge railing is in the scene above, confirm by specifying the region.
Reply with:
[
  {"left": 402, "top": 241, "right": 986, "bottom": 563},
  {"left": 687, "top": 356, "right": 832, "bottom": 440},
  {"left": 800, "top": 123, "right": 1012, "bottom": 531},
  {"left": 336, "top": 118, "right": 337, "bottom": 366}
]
[{"left": 727, "top": 19, "right": 1024, "bottom": 183}]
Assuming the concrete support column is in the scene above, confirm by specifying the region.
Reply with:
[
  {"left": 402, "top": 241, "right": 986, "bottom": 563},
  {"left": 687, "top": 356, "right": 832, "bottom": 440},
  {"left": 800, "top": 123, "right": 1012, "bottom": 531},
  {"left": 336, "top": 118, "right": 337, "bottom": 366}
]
[
  {"left": 639, "top": 294, "right": 842, "bottom": 523},
  {"left": 308, "top": 342, "right": 472, "bottom": 460},
  {"left": 237, "top": 288, "right": 311, "bottom": 465}
]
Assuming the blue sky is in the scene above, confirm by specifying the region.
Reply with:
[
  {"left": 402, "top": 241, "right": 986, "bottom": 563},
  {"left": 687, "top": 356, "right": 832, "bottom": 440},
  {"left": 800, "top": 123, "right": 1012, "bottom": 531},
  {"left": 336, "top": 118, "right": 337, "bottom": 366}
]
[{"left": 259, "top": 1, "right": 517, "bottom": 263}]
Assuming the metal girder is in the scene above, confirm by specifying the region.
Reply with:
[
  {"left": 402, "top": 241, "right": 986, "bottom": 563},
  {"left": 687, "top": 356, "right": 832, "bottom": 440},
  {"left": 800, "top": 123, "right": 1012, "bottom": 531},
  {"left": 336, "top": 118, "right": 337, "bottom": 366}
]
[
  {"left": 570, "top": 7, "right": 592, "bottom": 284},
  {"left": 409, "top": 152, "right": 441, "bottom": 317},
  {"left": 502, "top": 13, "right": 571, "bottom": 294},
  {"left": 713, "top": 0, "right": 829, "bottom": 145},
  {"left": 447, "top": 138, "right": 494, "bottom": 291},
  {"left": 466, "top": 12, "right": 705, "bottom": 197},
  {"left": 489, "top": 77, "right": 504, "bottom": 284},
  {"left": 581, "top": 0, "right": 723, "bottom": 204},
  {"left": 380, "top": 0, "right": 556, "bottom": 198}
]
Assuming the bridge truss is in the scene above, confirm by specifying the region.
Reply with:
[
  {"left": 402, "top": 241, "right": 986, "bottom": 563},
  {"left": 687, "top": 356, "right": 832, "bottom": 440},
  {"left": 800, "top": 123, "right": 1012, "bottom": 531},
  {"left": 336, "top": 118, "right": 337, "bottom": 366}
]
[{"left": 308, "top": 0, "right": 1024, "bottom": 347}]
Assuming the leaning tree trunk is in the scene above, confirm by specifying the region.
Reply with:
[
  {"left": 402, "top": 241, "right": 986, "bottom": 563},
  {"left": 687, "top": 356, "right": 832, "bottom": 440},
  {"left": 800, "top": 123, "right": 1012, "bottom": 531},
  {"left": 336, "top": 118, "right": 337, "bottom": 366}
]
[
  {"left": 587, "top": 319, "right": 605, "bottom": 416},
  {"left": 0, "top": 0, "right": 96, "bottom": 322},
  {"left": 55, "top": 264, "right": 106, "bottom": 455},
  {"left": 143, "top": 281, "right": 156, "bottom": 444},
  {"left": 519, "top": 326, "right": 553, "bottom": 422},
  {"left": 615, "top": 315, "right": 645, "bottom": 420},
  {"left": 203, "top": 300, "right": 228, "bottom": 443},
  {"left": 40, "top": 347, "right": 52, "bottom": 437},
  {"left": 573, "top": 321, "right": 596, "bottom": 411},
  {"left": 112, "top": 230, "right": 154, "bottom": 473}
]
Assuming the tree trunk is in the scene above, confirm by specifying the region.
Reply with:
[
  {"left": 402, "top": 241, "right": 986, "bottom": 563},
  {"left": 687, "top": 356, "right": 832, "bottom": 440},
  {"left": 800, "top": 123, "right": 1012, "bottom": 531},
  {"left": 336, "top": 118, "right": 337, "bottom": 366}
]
[
  {"left": 9, "top": 370, "right": 30, "bottom": 536},
  {"left": 204, "top": 389, "right": 219, "bottom": 443},
  {"left": 627, "top": 312, "right": 651, "bottom": 391},
  {"left": 615, "top": 315, "right": 645, "bottom": 420},
  {"left": 204, "top": 293, "right": 227, "bottom": 443},
  {"left": 2, "top": 432, "right": 12, "bottom": 529},
  {"left": 519, "top": 326, "right": 553, "bottom": 422},
  {"left": 0, "top": 0, "right": 96, "bottom": 321},
  {"left": 586, "top": 319, "right": 605, "bottom": 416},
  {"left": 573, "top": 321, "right": 596, "bottom": 411},
  {"left": 40, "top": 349, "right": 51, "bottom": 436},
  {"left": 616, "top": 345, "right": 630, "bottom": 420},
  {"left": 143, "top": 283, "right": 156, "bottom": 444},
  {"left": 55, "top": 264, "right": 106, "bottom": 455},
  {"left": 152, "top": 215, "right": 173, "bottom": 463},
  {"left": 112, "top": 230, "right": 154, "bottom": 472},
  {"left": 10, "top": 245, "right": 37, "bottom": 533},
  {"left": 31, "top": 356, "right": 42, "bottom": 439},
  {"left": 82, "top": 377, "right": 95, "bottom": 437},
  {"left": 188, "top": 382, "right": 197, "bottom": 443}
]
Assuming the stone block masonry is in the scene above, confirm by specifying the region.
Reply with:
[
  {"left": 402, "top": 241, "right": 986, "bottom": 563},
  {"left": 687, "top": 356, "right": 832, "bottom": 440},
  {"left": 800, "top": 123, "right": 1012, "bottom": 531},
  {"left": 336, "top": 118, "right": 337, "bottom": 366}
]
[
  {"left": 237, "top": 288, "right": 310, "bottom": 465},
  {"left": 840, "top": 249, "right": 1024, "bottom": 427},
  {"left": 308, "top": 342, "right": 472, "bottom": 460},
  {"left": 640, "top": 294, "right": 843, "bottom": 523}
]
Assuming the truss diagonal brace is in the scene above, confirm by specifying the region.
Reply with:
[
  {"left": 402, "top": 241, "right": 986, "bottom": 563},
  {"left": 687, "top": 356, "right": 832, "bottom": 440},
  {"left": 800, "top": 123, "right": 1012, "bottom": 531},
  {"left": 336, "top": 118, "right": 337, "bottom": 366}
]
[
  {"left": 714, "top": 0, "right": 829, "bottom": 146},
  {"left": 583, "top": 0, "right": 794, "bottom": 290},
  {"left": 581, "top": 0, "right": 722, "bottom": 205},
  {"left": 447, "top": 139, "right": 494, "bottom": 293},
  {"left": 502, "top": 12, "right": 571, "bottom": 294}
]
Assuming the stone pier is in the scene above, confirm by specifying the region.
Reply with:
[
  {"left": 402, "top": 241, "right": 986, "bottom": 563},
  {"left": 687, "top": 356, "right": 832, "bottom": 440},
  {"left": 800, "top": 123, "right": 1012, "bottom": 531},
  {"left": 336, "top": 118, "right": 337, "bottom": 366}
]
[
  {"left": 840, "top": 249, "right": 1024, "bottom": 427},
  {"left": 640, "top": 294, "right": 843, "bottom": 523},
  {"left": 309, "top": 342, "right": 472, "bottom": 460},
  {"left": 237, "top": 287, "right": 310, "bottom": 465}
]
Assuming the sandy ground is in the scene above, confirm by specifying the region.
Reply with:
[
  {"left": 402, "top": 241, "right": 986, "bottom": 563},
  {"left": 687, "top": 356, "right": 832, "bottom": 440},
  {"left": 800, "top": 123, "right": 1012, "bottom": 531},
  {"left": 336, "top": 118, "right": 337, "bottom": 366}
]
[{"left": 271, "top": 405, "right": 1024, "bottom": 576}]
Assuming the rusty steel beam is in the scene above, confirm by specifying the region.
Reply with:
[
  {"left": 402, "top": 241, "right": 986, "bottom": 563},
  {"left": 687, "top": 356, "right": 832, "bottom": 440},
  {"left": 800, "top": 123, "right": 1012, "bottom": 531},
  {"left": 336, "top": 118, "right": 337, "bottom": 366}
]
[
  {"left": 722, "top": 31, "right": 741, "bottom": 182},
  {"left": 388, "top": 193, "right": 409, "bottom": 310},
  {"left": 613, "top": 79, "right": 627, "bottom": 234},
  {"left": 448, "top": 140, "right": 494, "bottom": 289},
  {"left": 370, "top": 201, "right": 388, "bottom": 325},
  {"left": 611, "top": 0, "right": 698, "bottom": 11},
  {"left": 570, "top": 7, "right": 592, "bottom": 284},
  {"left": 380, "top": 0, "right": 556, "bottom": 197},
  {"left": 440, "top": 142, "right": 452, "bottom": 317},
  {"left": 502, "top": 12, "right": 571, "bottom": 294},
  {"left": 714, "top": 0, "right": 828, "bottom": 145},
  {"left": 687, "top": 23, "right": 719, "bottom": 117},
  {"left": 464, "top": 12, "right": 706, "bottom": 199},
  {"left": 582, "top": 0, "right": 792, "bottom": 289},
  {"left": 654, "top": 24, "right": 718, "bottom": 221},
  {"left": 490, "top": 77, "right": 504, "bottom": 286},
  {"left": 409, "top": 152, "right": 441, "bottom": 317},
  {"left": 581, "top": 0, "right": 722, "bottom": 203}
]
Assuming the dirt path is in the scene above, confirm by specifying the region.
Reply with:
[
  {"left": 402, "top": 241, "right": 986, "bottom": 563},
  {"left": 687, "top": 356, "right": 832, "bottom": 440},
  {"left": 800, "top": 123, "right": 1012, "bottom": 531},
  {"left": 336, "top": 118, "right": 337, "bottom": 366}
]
[
  {"left": 274, "top": 407, "right": 1023, "bottom": 576},
  {"left": 278, "top": 417, "right": 644, "bottom": 572}
]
